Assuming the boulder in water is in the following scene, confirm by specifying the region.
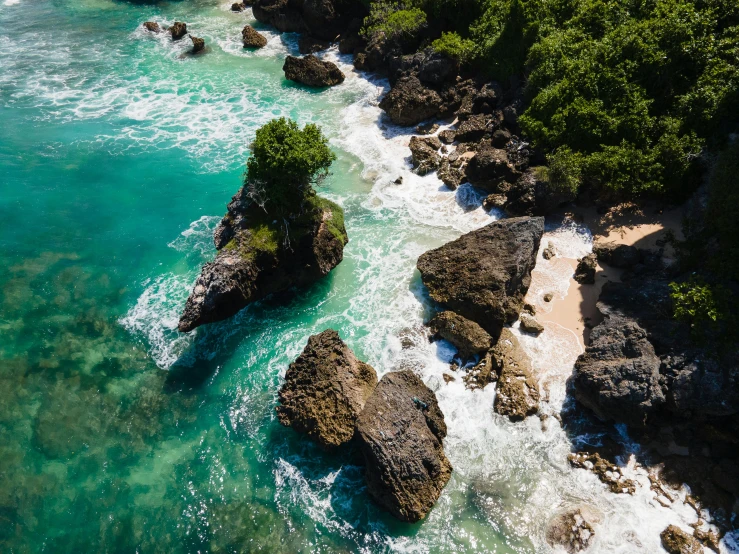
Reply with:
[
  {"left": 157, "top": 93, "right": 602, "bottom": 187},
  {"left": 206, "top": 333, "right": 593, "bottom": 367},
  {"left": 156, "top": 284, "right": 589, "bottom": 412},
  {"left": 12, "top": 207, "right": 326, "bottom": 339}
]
[
  {"left": 574, "top": 253, "right": 597, "bottom": 284},
  {"left": 492, "top": 329, "right": 540, "bottom": 420},
  {"left": 283, "top": 55, "right": 344, "bottom": 87},
  {"left": 356, "top": 370, "right": 452, "bottom": 522},
  {"left": 277, "top": 329, "right": 378, "bottom": 448},
  {"left": 190, "top": 35, "right": 205, "bottom": 54},
  {"left": 242, "top": 25, "right": 268, "bottom": 48},
  {"left": 379, "top": 75, "right": 444, "bottom": 126},
  {"left": 519, "top": 313, "right": 544, "bottom": 334},
  {"left": 409, "top": 136, "right": 441, "bottom": 175},
  {"left": 660, "top": 525, "right": 704, "bottom": 554},
  {"left": 231, "top": 2, "right": 245, "bottom": 11},
  {"left": 169, "top": 21, "right": 187, "bottom": 41},
  {"left": 428, "top": 311, "right": 492, "bottom": 360},
  {"left": 545, "top": 507, "right": 600, "bottom": 553},
  {"left": 142, "top": 21, "right": 160, "bottom": 33},
  {"left": 417, "top": 216, "right": 544, "bottom": 338}
]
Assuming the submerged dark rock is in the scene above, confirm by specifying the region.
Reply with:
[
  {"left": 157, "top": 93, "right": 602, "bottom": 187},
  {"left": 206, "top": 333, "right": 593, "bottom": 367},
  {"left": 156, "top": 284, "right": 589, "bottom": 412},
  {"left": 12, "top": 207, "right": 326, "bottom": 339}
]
[
  {"left": 169, "top": 21, "right": 187, "bottom": 41},
  {"left": 242, "top": 25, "right": 268, "bottom": 48},
  {"left": 283, "top": 55, "right": 345, "bottom": 87},
  {"left": 277, "top": 329, "right": 377, "bottom": 448},
  {"left": 417, "top": 216, "right": 544, "bottom": 338},
  {"left": 178, "top": 189, "right": 347, "bottom": 332},
  {"left": 356, "top": 370, "right": 452, "bottom": 522}
]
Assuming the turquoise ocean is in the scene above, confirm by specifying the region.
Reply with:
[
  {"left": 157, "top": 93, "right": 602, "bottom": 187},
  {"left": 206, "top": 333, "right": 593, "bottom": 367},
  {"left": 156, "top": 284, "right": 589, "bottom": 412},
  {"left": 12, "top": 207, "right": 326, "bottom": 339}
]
[{"left": 1, "top": 0, "right": 732, "bottom": 552}]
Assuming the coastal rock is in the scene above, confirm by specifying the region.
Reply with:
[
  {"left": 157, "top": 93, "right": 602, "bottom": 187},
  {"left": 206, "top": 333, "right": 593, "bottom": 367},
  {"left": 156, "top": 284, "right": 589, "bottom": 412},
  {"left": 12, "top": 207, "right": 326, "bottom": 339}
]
[
  {"left": 169, "top": 21, "right": 187, "bottom": 41},
  {"left": 542, "top": 242, "right": 557, "bottom": 260},
  {"left": 283, "top": 55, "right": 344, "bottom": 87},
  {"left": 298, "top": 35, "right": 330, "bottom": 54},
  {"left": 483, "top": 193, "right": 507, "bottom": 211},
  {"left": 379, "top": 75, "right": 443, "bottom": 126},
  {"left": 251, "top": 0, "right": 306, "bottom": 33},
  {"left": 568, "top": 452, "right": 637, "bottom": 494},
  {"left": 464, "top": 145, "right": 520, "bottom": 191},
  {"left": 438, "top": 158, "right": 465, "bottom": 190},
  {"left": 438, "top": 129, "right": 456, "bottom": 144},
  {"left": 143, "top": 21, "right": 160, "bottom": 33},
  {"left": 660, "top": 525, "right": 704, "bottom": 554},
  {"left": 574, "top": 253, "right": 597, "bottom": 284},
  {"left": 492, "top": 329, "right": 540, "bottom": 420},
  {"left": 593, "top": 242, "right": 641, "bottom": 268},
  {"left": 190, "top": 35, "right": 205, "bottom": 54},
  {"left": 428, "top": 311, "right": 492, "bottom": 360},
  {"left": 545, "top": 507, "right": 599, "bottom": 553},
  {"left": 491, "top": 128, "right": 511, "bottom": 148},
  {"left": 179, "top": 192, "right": 347, "bottom": 332},
  {"left": 242, "top": 25, "right": 268, "bottom": 48},
  {"left": 276, "top": 329, "right": 378, "bottom": 448},
  {"left": 572, "top": 313, "right": 665, "bottom": 427},
  {"left": 504, "top": 166, "right": 575, "bottom": 216},
  {"left": 519, "top": 313, "right": 544, "bottom": 334},
  {"left": 417, "top": 217, "right": 544, "bottom": 337},
  {"left": 231, "top": 2, "right": 245, "bottom": 10},
  {"left": 356, "top": 370, "right": 452, "bottom": 522},
  {"left": 454, "top": 114, "right": 493, "bottom": 143},
  {"left": 409, "top": 136, "right": 441, "bottom": 175}
]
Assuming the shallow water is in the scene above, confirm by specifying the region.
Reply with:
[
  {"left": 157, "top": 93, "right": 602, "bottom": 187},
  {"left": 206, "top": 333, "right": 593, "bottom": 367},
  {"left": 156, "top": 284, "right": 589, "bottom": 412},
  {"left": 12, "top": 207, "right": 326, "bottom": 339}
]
[{"left": 1, "top": 0, "right": 736, "bottom": 552}]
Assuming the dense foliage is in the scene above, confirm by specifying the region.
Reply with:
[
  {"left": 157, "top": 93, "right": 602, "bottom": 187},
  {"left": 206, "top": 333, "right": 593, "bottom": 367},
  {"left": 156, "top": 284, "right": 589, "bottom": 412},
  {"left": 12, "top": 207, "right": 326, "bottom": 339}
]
[
  {"left": 362, "top": 3, "right": 427, "bottom": 40},
  {"left": 246, "top": 118, "right": 336, "bottom": 213}
]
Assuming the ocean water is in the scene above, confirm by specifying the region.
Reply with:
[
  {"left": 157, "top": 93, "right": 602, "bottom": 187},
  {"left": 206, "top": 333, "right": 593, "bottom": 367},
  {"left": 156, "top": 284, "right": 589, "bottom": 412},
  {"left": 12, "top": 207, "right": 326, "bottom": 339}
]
[{"left": 1, "top": 0, "right": 735, "bottom": 552}]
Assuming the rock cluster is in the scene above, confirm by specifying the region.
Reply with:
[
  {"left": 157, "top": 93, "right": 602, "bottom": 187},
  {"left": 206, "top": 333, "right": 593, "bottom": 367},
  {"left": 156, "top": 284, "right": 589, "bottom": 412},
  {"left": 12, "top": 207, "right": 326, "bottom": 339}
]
[
  {"left": 283, "top": 55, "right": 345, "bottom": 87},
  {"left": 277, "top": 332, "right": 452, "bottom": 522},
  {"left": 492, "top": 329, "right": 540, "bottom": 420}
]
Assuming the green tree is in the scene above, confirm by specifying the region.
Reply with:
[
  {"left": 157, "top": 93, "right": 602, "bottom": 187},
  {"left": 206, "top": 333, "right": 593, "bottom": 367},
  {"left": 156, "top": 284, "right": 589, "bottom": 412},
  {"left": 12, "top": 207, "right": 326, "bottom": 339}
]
[{"left": 246, "top": 118, "right": 336, "bottom": 213}]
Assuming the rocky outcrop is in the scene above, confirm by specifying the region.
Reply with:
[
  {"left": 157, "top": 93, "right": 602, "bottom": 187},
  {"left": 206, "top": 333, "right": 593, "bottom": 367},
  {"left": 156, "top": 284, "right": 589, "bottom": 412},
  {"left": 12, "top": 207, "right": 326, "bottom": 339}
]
[
  {"left": 437, "top": 158, "right": 465, "bottom": 189},
  {"left": 593, "top": 242, "right": 641, "bottom": 268},
  {"left": 298, "top": 35, "right": 330, "bottom": 54},
  {"left": 428, "top": 311, "right": 492, "bottom": 360},
  {"left": 545, "top": 507, "right": 599, "bottom": 553},
  {"left": 574, "top": 253, "right": 596, "bottom": 284},
  {"left": 379, "top": 75, "right": 445, "bottom": 126},
  {"left": 568, "top": 452, "right": 636, "bottom": 494},
  {"left": 492, "top": 329, "right": 540, "bottom": 420},
  {"left": 503, "top": 167, "right": 576, "bottom": 216},
  {"left": 231, "top": 2, "right": 245, "bottom": 11},
  {"left": 179, "top": 190, "right": 347, "bottom": 333},
  {"left": 409, "top": 136, "right": 441, "bottom": 175},
  {"left": 242, "top": 25, "right": 268, "bottom": 48},
  {"left": 519, "top": 313, "right": 543, "bottom": 334},
  {"left": 356, "top": 370, "right": 452, "bottom": 522},
  {"left": 251, "top": 0, "right": 356, "bottom": 40},
  {"left": 454, "top": 114, "right": 493, "bottom": 143},
  {"left": 464, "top": 145, "right": 520, "bottom": 192},
  {"left": 143, "top": 21, "right": 160, "bottom": 33},
  {"left": 660, "top": 525, "right": 704, "bottom": 554},
  {"left": 276, "top": 330, "right": 377, "bottom": 448},
  {"left": 417, "top": 216, "right": 544, "bottom": 338},
  {"left": 283, "top": 55, "right": 344, "bottom": 87},
  {"left": 169, "top": 21, "right": 187, "bottom": 41},
  {"left": 190, "top": 35, "right": 205, "bottom": 54}
]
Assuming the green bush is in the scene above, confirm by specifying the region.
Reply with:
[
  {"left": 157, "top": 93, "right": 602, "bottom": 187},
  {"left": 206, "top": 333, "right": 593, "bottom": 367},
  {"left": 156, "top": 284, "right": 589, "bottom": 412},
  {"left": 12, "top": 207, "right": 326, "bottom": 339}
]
[
  {"left": 706, "top": 139, "right": 739, "bottom": 281},
  {"left": 431, "top": 32, "right": 476, "bottom": 63},
  {"left": 246, "top": 118, "right": 336, "bottom": 213},
  {"left": 362, "top": 4, "right": 427, "bottom": 40},
  {"left": 670, "top": 278, "right": 723, "bottom": 326}
]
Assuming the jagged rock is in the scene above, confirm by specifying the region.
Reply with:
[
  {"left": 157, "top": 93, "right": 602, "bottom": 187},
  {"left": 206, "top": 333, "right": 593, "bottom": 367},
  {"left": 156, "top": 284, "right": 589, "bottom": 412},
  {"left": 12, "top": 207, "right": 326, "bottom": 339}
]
[
  {"left": 462, "top": 351, "right": 497, "bottom": 390},
  {"left": 542, "top": 241, "right": 556, "bottom": 260},
  {"left": 438, "top": 129, "right": 456, "bottom": 144},
  {"left": 491, "top": 128, "right": 511, "bottom": 148},
  {"left": 572, "top": 312, "right": 665, "bottom": 427},
  {"left": 471, "top": 82, "right": 501, "bottom": 115},
  {"left": 574, "top": 253, "right": 597, "bottom": 284},
  {"left": 417, "top": 217, "right": 544, "bottom": 337},
  {"left": 544, "top": 292, "right": 553, "bottom": 302},
  {"left": 660, "top": 525, "right": 704, "bottom": 554},
  {"left": 465, "top": 145, "right": 520, "bottom": 191},
  {"left": 438, "top": 158, "right": 465, "bottom": 189},
  {"left": 298, "top": 35, "right": 330, "bottom": 54},
  {"left": 379, "top": 75, "right": 444, "bottom": 126},
  {"left": 409, "top": 136, "right": 441, "bottom": 175},
  {"left": 593, "top": 242, "right": 641, "bottom": 268},
  {"left": 520, "top": 313, "right": 544, "bottom": 334},
  {"left": 428, "top": 311, "right": 492, "bottom": 360},
  {"left": 492, "top": 329, "right": 540, "bottom": 420},
  {"left": 454, "top": 114, "right": 493, "bottom": 143},
  {"left": 283, "top": 55, "right": 344, "bottom": 87},
  {"left": 483, "top": 193, "right": 507, "bottom": 211},
  {"left": 356, "top": 370, "right": 452, "bottom": 522},
  {"left": 190, "top": 35, "right": 205, "bottom": 54},
  {"left": 242, "top": 25, "right": 268, "bottom": 48},
  {"left": 568, "top": 451, "right": 637, "bottom": 494},
  {"left": 143, "top": 21, "right": 160, "bottom": 33},
  {"left": 388, "top": 49, "right": 458, "bottom": 86},
  {"left": 179, "top": 191, "right": 347, "bottom": 332},
  {"left": 276, "top": 329, "right": 378, "bottom": 448},
  {"left": 231, "top": 2, "right": 244, "bottom": 11},
  {"left": 251, "top": 0, "right": 306, "bottom": 33},
  {"left": 301, "top": 0, "right": 349, "bottom": 41},
  {"left": 415, "top": 122, "right": 439, "bottom": 135},
  {"left": 169, "top": 21, "right": 187, "bottom": 41},
  {"left": 504, "top": 166, "right": 576, "bottom": 216},
  {"left": 546, "top": 507, "right": 599, "bottom": 553}
]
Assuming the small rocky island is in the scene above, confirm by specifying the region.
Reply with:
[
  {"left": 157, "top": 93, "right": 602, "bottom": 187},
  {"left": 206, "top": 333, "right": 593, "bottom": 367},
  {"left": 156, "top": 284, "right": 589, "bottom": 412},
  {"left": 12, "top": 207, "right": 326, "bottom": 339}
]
[{"left": 179, "top": 118, "right": 347, "bottom": 332}]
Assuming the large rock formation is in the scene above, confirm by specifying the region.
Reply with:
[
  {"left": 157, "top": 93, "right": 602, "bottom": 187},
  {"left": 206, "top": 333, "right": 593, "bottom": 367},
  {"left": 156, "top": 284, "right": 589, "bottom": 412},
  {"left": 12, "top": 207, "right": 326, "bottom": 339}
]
[
  {"left": 178, "top": 189, "right": 347, "bottom": 332},
  {"left": 276, "top": 330, "right": 377, "bottom": 448},
  {"left": 356, "top": 370, "right": 452, "bottom": 522},
  {"left": 169, "top": 21, "right": 187, "bottom": 41},
  {"left": 427, "top": 311, "right": 492, "bottom": 360},
  {"left": 283, "top": 55, "right": 345, "bottom": 87},
  {"left": 409, "top": 136, "right": 441, "bottom": 175},
  {"left": 492, "top": 329, "right": 540, "bottom": 420},
  {"left": 417, "top": 216, "right": 544, "bottom": 338},
  {"left": 251, "top": 0, "right": 356, "bottom": 40},
  {"left": 242, "top": 25, "right": 268, "bottom": 48}
]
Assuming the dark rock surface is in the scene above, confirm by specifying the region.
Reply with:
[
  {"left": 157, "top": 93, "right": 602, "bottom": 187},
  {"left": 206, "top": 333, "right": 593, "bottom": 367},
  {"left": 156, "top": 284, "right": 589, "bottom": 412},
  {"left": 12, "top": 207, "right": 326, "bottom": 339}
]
[
  {"left": 437, "top": 158, "right": 465, "bottom": 189},
  {"left": 568, "top": 452, "right": 636, "bottom": 494},
  {"left": 454, "top": 114, "right": 493, "bottom": 143},
  {"left": 298, "top": 35, "right": 330, "bottom": 54},
  {"left": 417, "top": 216, "right": 544, "bottom": 338},
  {"left": 409, "top": 136, "right": 441, "bottom": 175},
  {"left": 428, "top": 311, "right": 492, "bottom": 360},
  {"left": 464, "top": 145, "right": 520, "bottom": 192},
  {"left": 190, "top": 35, "right": 205, "bottom": 54},
  {"left": 283, "top": 55, "right": 345, "bottom": 87},
  {"left": 519, "top": 313, "right": 544, "bottom": 334},
  {"left": 276, "top": 329, "right": 378, "bottom": 448},
  {"left": 492, "top": 329, "right": 540, "bottom": 420},
  {"left": 503, "top": 167, "right": 576, "bottom": 216},
  {"left": 379, "top": 75, "right": 444, "bottom": 126},
  {"left": 242, "top": 25, "right": 268, "bottom": 48},
  {"left": 143, "top": 21, "right": 160, "bottom": 33},
  {"left": 231, "top": 2, "right": 245, "bottom": 11},
  {"left": 593, "top": 242, "right": 641, "bottom": 268},
  {"left": 169, "top": 21, "right": 187, "bottom": 41},
  {"left": 179, "top": 190, "right": 347, "bottom": 332},
  {"left": 356, "top": 370, "right": 452, "bottom": 522},
  {"left": 574, "top": 253, "right": 597, "bottom": 284}
]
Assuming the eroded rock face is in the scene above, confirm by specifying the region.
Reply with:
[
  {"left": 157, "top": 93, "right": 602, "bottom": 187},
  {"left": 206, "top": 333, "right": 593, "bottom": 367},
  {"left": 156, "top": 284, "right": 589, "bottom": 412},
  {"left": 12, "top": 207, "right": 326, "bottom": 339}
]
[
  {"left": 660, "top": 525, "right": 704, "bottom": 554},
  {"left": 546, "top": 507, "right": 599, "bottom": 553},
  {"left": 276, "top": 330, "right": 378, "bottom": 448},
  {"left": 568, "top": 452, "right": 636, "bottom": 494},
  {"left": 190, "top": 35, "right": 205, "bottom": 54},
  {"left": 428, "top": 311, "right": 492, "bottom": 360},
  {"left": 492, "top": 329, "right": 540, "bottom": 420},
  {"left": 242, "top": 25, "right": 268, "bottom": 48},
  {"left": 283, "top": 55, "right": 345, "bottom": 87},
  {"left": 379, "top": 75, "right": 444, "bottom": 126},
  {"left": 298, "top": 35, "right": 330, "bottom": 54},
  {"left": 356, "top": 370, "right": 452, "bottom": 522},
  {"left": 465, "top": 145, "right": 520, "bottom": 192},
  {"left": 417, "top": 216, "right": 544, "bottom": 338},
  {"left": 409, "top": 136, "right": 441, "bottom": 175},
  {"left": 143, "top": 21, "right": 160, "bottom": 33},
  {"left": 574, "top": 253, "right": 597, "bottom": 284},
  {"left": 179, "top": 191, "right": 347, "bottom": 332},
  {"left": 169, "top": 21, "right": 187, "bottom": 40}
]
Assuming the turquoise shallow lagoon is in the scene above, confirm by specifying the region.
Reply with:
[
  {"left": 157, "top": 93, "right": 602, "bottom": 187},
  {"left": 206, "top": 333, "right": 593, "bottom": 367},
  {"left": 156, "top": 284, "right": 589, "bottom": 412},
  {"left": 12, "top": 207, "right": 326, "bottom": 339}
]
[{"left": 1, "top": 0, "right": 728, "bottom": 552}]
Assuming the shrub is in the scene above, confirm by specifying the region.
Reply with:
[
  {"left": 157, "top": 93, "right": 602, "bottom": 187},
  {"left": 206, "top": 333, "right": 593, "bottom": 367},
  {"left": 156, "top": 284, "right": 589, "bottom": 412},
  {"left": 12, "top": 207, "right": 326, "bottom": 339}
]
[
  {"left": 706, "top": 139, "right": 739, "bottom": 281},
  {"left": 245, "top": 118, "right": 336, "bottom": 213},
  {"left": 431, "top": 32, "right": 476, "bottom": 63},
  {"left": 546, "top": 147, "right": 582, "bottom": 195},
  {"left": 670, "top": 278, "right": 723, "bottom": 326},
  {"left": 362, "top": 4, "right": 427, "bottom": 40}
]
